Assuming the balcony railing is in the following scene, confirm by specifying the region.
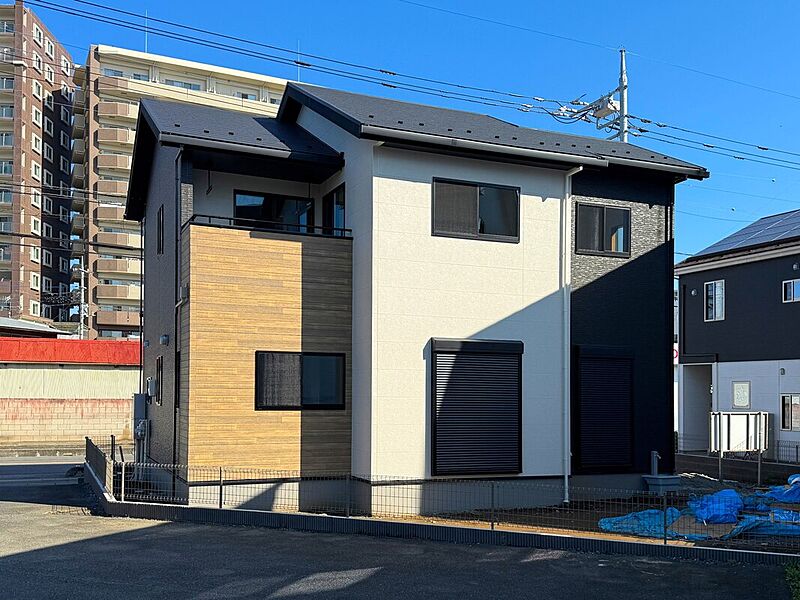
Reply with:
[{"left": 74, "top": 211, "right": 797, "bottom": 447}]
[{"left": 187, "top": 213, "right": 352, "bottom": 239}]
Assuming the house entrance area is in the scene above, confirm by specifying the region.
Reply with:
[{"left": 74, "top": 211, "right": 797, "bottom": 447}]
[{"left": 679, "top": 364, "right": 712, "bottom": 452}]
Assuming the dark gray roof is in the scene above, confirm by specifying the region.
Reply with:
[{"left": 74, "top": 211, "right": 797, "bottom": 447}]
[
  {"left": 139, "top": 98, "right": 341, "bottom": 160},
  {"left": 280, "top": 83, "right": 708, "bottom": 178},
  {"left": 688, "top": 209, "right": 800, "bottom": 261}
]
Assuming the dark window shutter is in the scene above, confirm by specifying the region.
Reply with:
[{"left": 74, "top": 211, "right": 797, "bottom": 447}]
[
  {"left": 433, "top": 181, "right": 477, "bottom": 236},
  {"left": 577, "top": 355, "right": 633, "bottom": 468},
  {"left": 433, "top": 350, "right": 521, "bottom": 475},
  {"left": 256, "top": 352, "right": 302, "bottom": 408}
]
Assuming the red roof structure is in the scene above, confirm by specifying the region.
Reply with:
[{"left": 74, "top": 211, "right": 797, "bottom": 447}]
[{"left": 0, "top": 338, "right": 140, "bottom": 365}]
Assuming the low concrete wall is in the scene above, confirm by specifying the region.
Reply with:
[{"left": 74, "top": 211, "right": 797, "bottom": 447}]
[{"left": 676, "top": 453, "right": 798, "bottom": 484}]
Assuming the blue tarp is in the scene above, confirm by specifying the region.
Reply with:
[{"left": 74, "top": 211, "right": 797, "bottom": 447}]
[
  {"left": 598, "top": 508, "right": 680, "bottom": 538},
  {"left": 687, "top": 489, "right": 743, "bottom": 524},
  {"left": 765, "top": 475, "right": 800, "bottom": 503}
]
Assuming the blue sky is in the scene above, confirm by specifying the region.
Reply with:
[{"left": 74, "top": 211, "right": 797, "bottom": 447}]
[{"left": 40, "top": 0, "right": 800, "bottom": 259}]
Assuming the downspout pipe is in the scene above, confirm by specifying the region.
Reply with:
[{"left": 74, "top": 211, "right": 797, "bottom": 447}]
[{"left": 561, "top": 165, "right": 583, "bottom": 503}]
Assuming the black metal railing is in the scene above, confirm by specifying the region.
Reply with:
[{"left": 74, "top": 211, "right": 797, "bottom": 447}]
[{"left": 187, "top": 213, "right": 352, "bottom": 239}]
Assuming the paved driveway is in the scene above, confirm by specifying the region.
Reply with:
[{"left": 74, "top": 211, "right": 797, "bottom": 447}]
[{"left": 0, "top": 483, "right": 790, "bottom": 600}]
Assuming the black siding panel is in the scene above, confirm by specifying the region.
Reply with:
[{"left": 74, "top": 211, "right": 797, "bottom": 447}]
[{"left": 433, "top": 352, "right": 521, "bottom": 475}]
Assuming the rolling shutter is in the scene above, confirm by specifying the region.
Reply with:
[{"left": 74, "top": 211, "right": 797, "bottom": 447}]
[
  {"left": 577, "top": 354, "right": 633, "bottom": 469},
  {"left": 432, "top": 339, "right": 522, "bottom": 476}
]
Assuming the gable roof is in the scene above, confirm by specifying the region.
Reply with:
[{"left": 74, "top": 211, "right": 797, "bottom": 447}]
[{"left": 279, "top": 83, "right": 709, "bottom": 179}]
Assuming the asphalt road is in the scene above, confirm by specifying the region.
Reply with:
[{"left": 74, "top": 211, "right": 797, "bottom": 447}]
[{"left": 0, "top": 483, "right": 791, "bottom": 600}]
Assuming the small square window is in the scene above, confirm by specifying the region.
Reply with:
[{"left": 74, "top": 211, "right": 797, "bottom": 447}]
[
  {"left": 432, "top": 179, "right": 519, "bottom": 242},
  {"left": 576, "top": 203, "right": 631, "bottom": 256},
  {"left": 255, "top": 351, "right": 345, "bottom": 409}
]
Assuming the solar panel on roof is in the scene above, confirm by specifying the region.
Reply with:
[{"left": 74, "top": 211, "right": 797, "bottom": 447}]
[{"left": 694, "top": 209, "right": 800, "bottom": 257}]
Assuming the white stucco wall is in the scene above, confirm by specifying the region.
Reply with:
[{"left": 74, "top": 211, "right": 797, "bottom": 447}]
[
  {"left": 368, "top": 147, "right": 567, "bottom": 478},
  {"left": 192, "top": 171, "right": 312, "bottom": 218}
]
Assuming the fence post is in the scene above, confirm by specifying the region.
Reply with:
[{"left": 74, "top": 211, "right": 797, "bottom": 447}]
[
  {"left": 121, "top": 461, "right": 126, "bottom": 502},
  {"left": 757, "top": 451, "right": 763, "bottom": 486},
  {"left": 662, "top": 493, "right": 668, "bottom": 545},
  {"left": 490, "top": 482, "right": 496, "bottom": 531},
  {"left": 345, "top": 474, "right": 351, "bottom": 518},
  {"left": 717, "top": 416, "right": 723, "bottom": 482},
  {"left": 218, "top": 467, "right": 224, "bottom": 509},
  {"left": 110, "top": 434, "right": 116, "bottom": 463}
]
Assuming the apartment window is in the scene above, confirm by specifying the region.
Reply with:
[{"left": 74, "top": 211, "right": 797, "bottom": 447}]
[
  {"left": 0, "top": 216, "right": 10, "bottom": 232},
  {"left": 155, "top": 355, "right": 163, "bottom": 406},
  {"left": 32, "top": 80, "right": 42, "bottom": 99},
  {"left": 42, "top": 276, "right": 52, "bottom": 293},
  {"left": 576, "top": 203, "right": 631, "bottom": 256},
  {"left": 42, "top": 222, "right": 52, "bottom": 238},
  {"left": 156, "top": 204, "right": 164, "bottom": 254},
  {"left": 103, "top": 68, "right": 124, "bottom": 77},
  {"left": 58, "top": 257, "right": 68, "bottom": 273},
  {"left": 0, "top": 21, "right": 14, "bottom": 33},
  {"left": 234, "top": 191, "right": 314, "bottom": 232},
  {"left": 30, "top": 300, "right": 40, "bottom": 317},
  {"left": 33, "top": 24, "right": 43, "bottom": 45},
  {"left": 31, "top": 188, "right": 41, "bottom": 208},
  {"left": 704, "top": 280, "right": 725, "bottom": 322},
  {"left": 30, "top": 216, "right": 40, "bottom": 235},
  {"left": 59, "top": 206, "right": 69, "bottom": 223},
  {"left": 30, "top": 246, "right": 40, "bottom": 263},
  {"left": 0, "top": 77, "right": 12, "bottom": 89},
  {"left": 30, "top": 160, "right": 41, "bottom": 181},
  {"left": 60, "top": 156, "right": 69, "bottom": 174},
  {"left": 30, "top": 272, "right": 40, "bottom": 291},
  {"left": 0, "top": 131, "right": 12, "bottom": 146},
  {"left": 235, "top": 91, "right": 257, "bottom": 100},
  {"left": 59, "top": 231, "right": 68, "bottom": 248},
  {"left": 0, "top": 243, "right": 9, "bottom": 261},
  {"left": 32, "top": 52, "right": 42, "bottom": 72},
  {"left": 782, "top": 394, "right": 800, "bottom": 431},
  {"left": 132, "top": 72, "right": 148, "bottom": 81},
  {"left": 732, "top": 381, "right": 750, "bottom": 409},
  {"left": 0, "top": 104, "right": 12, "bottom": 118},
  {"left": 431, "top": 339, "right": 522, "bottom": 475},
  {"left": 43, "top": 117, "right": 53, "bottom": 136},
  {"left": 42, "top": 249, "right": 52, "bottom": 267},
  {"left": 432, "top": 179, "right": 519, "bottom": 242},
  {"left": 32, "top": 106, "right": 42, "bottom": 127},
  {"left": 783, "top": 279, "right": 800, "bottom": 303},
  {"left": 31, "top": 133, "right": 41, "bottom": 154},
  {"left": 322, "top": 184, "right": 346, "bottom": 236},
  {"left": 0, "top": 188, "right": 10, "bottom": 203},
  {"left": 255, "top": 351, "right": 345, "bottom": 409},
  {"left": 44, "top": 38, "right": 54, "bottom": 58},
  {"left": 43, "top": 169, "right": 53, "bottom": 187},
  {"left": 60, "top": 130, "right": 69, "bottom": 149},
  {"left": 60, "top": 106, "right": 70, "bottom": 124},
  {"left": 44, "top": 143, "right": 53, "bottom": 162},
  {"left": 0, "top": 160, "right": 11, "bottom": 175},
  {"left": 164, "top": 78, "right": 201, "bottom": 91},
  {"left": 44, "top": 65, "right": 54, "bottom": 84}
]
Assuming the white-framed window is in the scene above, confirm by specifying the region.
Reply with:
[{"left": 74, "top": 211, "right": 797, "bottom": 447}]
[
  {"left": 59, "top": 256, "right": 68, "bottom": 273},
  {"left": 60, "top": 105, "right": 69, "bottom": 124},
  {"left": 30, "top": 245, "right": 40, "bottom": 263},
  {"left": 44, "top": 38, "right": 54, "bottom": 58},
  {"left": 32, "top": 106, "right": 42, "bottom": 127},
  {"left": 33, "top": 24, "right": 43, "bottom": 46},
  {"left": 103, "top": 68, "right": 124, "bottom": 77},
  {"left": 59, "top": 205, "right": 69, "bottom": 223},
  {"left": 44, "top": 91, "right": 53, "bottom": 110},
  {"left": 42, "top": 222, "right": 52, "bottom": 238},
  {"left": 42, "top": 248, "right": 52, "bottom": 267},
  {"left": 0, "top": 159, "right": 12, "bottom": 175},
  {"left": 30, "top": 272, "right": 40, "bottom": 291},
  {"left": 61, "top": 55, "right": 71, "bottom": 75},
  {"left": 42, "top": 304, "right": 51, "bottom": 319},
  {"left": 43, "top": 142, "right": 53, "bottom": 162},
  {"left": 0, "top": 20, "right": 14, "bottom": 34},
  {"left": 42, "top": 195, "right": 52, "bottom": 213},
  {"left": 783, "top": 279, "right": 800, "bottom": 303},
  {"left": 0, "top": 187, "right": 10, "bottom": 203},
  {"left": 31, "top": 187, "right": 41, "bottom": 208},
  {"left": 30, "top": 215, "right": 40, "bottom": 235},
  {"left": 59, "top": 282, "right": 67, "bottom": 294},
  {"left": 43, "top": 117, "right": 53, "bottom": 135},
  {"left": 0, "top": 131, "right": 12, "bottom": 146},
  {"left": 0, "top": 104, "right": 12, "bottom": 119},
  {"left": 732, "top": 381, "right": 750, "bottom": 409},
  {"left": 30, "top": 160, "right": 41, "bottom": 181},
  {"left": 30, "top": 299, "right": 40, "bottom": 316},
  {"left": 704, "top": 280, "right": 725, "bottom": 322},
  {"left": 31, "top": 132, "right": 41, "bottom": 154},
  {"left": 42, "top": 276, "right": 52, "bottom": 293},
  {"left": 44, "top": 64, "right": 54, "bottom": 84},
  {"left": 32, "top": 79, "right": 42, "bottom": 99},
  {"left": 61, "top": 84, "right": 73, "bottom": 102},
  {"left": 43, "top": 169, "right": 53, "bottom": 187},
  {"left": 0, "top": 76, "right": 12, "bottom": 90},
  {"left": 32, "top": 51, "right": 42, "bottom": 72},
  {"left": 60, "top": 156, "right": 69, "bottom": 174},
  {"left": 60, "top": 130, "right": 69, "bottom": 149},
  {"left": 59, "top": 231, "right": 68, "bottom": 248},
  {"left": 163, "top": 78, "right": 201, "bottom": 91}
]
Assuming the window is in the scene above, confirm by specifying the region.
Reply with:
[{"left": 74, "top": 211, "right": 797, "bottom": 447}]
[
  {"left": 42, "top": 276, "right": 52, "bottom": 293},
  {"left": 156, "top": 204, "right": 164, "bottom": 254},
  {"left": 30, "top": 216, "right": 40, "bottom": 235},
  {"left": 0, "top": 20, "right": 14, "bottom": 33},
  {"left": 782, "top": 394, "right": 800, "bottom": 431},
  {"left": 31, "top": 188, "right": 41, "bottom": 208},
  {"left": 0, "top": 77, "right": 12, "bottom": 89},
  {"left": 59, "top": 206, "right": 69, "bottom": 223},
  {"left": 44, "top": 65, "right": 54, "bottom": 84},
  {"left": 322, "top": 184, "right": 346, "bottom": 236},
  {"left": 44, "top": 90, "right": 53, "bottom": 110},
  {"left": 254, "top": 351, "right": 345, "bottom": 409},
  {"left": 60, "top": 156, "right": 69, "bottom": 174},
  {"left": 32, "top": 51, "right": 42, "bottom": 72},
  {"left": 42, "top": 222, "right": 52, "bottom": 238},
  {"left": 432, "top": 179, "right": 519, "bottom": 242},
  {"left": 44, "top": 143, "right": 53, "bottom": 162},
  {"left": 164, "top": 78, "right": 201, "bottom": 91},
  {"left": 33, "top": 24, "right": 43, "bottom": 45},
  {"left": 30, "top": 160, "right": 41, "bottom": 181},
  {"left": 576, "top": 203, "right": 631, "bottom": 256},
  {"left": 61, "top": 56, "right": 72, "bottom": 76},
  {"left": 30, "top": 300, "right": 40, "bottom": 317},
  {"left": 32, "top": 106, "right": 41, "bottom": 127},
  {"left": 58, "top": 256, "right": 68, "bottom": 273},
  {"left": 103, "top": 68, "right": 124, "bottom": 77},
  {"left": 0, "top": 160, "right": 11, "bottom": 175},
  {"left": 30, "top": 272, "right": 40, "bottom": 290},
  {"left": 0, "top": 131, "right": 12, "bottom": 146},
  {"left": 0, "top": 104, "right": 12, "bottom": 118},
  {"left": 704, "top": 280, "right": 725, "bottom": 322},
  {"left": 234, "top": 191, "right": 314, "bottom": 232},
  {"left": 732, "top": 381, "right": 750, "bottom": 409},
  {"left": 31, "top": 133, "right": 41, "bottom": 154},
  {"left": 235, "top": 91, "right": 257, "bottom": 100},
  {"left": 42, "top": 249, "right": 52, "bottom": 267},
  {"left": 784, "top": 279, "right": 800, "bottom": 303},
  {"left": 30, "top": 245, "right": 40, "bottom": 263},
  {"left": 0, "top": 243, "right": 9, "bottom": 261},
  {"left": 43, "top": 117, "right": 53, "bottom": 136},
  {"left": 32, "top": 79, "right": 42, "bottom": 99},
  {"left": 0, "top": 216, "right": 9, "bottom": 232},
  {"left": 44, "top": 38, "right": 54, "bottom": 58},
  {"left": 431, "top": 338, "right": 522, "bottom": 475},
  {"left": 60, "top": 130, "right": 69, "bottom": 149},
  {"left": 154, "top": 355, "right": 163, "bottom": 405},
  {"left": 0, "top": 188, "right": 9, "bottom": 203},
  {"left": 43, "top": 169, "right": 53, "bottom": 187},
  {"left": 132, "top": 72, "right": 148, "bottom": 81},
  {"left": 60, "top": 106, "right": 70, "bottom": 124}
]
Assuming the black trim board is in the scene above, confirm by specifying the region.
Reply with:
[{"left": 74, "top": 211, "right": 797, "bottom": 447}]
[{"left": 431, "top": 338, "right": 524, "bottom": 354}]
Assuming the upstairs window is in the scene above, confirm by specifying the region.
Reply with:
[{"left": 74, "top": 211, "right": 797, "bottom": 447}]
[
  {"left": 783, "top": 279, "right": 800, "bottom": 303},
  {"left": 164, "top": 78, "right": 201, "bottom": 91},
  {"left": 704, "top": 280, "right": 725, "bottom": 322},
  {"left": 255, "top": 351, "right": 345, "bottom": 410},
  {"left": 782, "top": 394, "right": 800, "bottom": 431},
  {"left": 432, "top": 179, "right": 519, "bottom": 242},
  {"left": 234, "top": 191, "right": 314, "bottom": 233},
  {"left": 322, "top": 184, "right": 346, "bottom": 236},
  {"left": 576, "top": 203, "right": 631, "bottom": 256}
]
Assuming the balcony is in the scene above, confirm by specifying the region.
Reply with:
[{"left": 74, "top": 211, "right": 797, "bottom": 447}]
[
  {"left": 70, "top": 190, "right": 87, "bottom": 212},
  {"left": 72, "top": 113, "right": 85, "bottom": 137},
  {"left": 96, "top": 153, "right": 131, "bottom": 172},
  {"left": 0, "top": 248, "right": 10, "bottom": 266},
  {"left": 97, "top": 127, "right": 135, "bottom": 147},
  {"left": 94, "top": 231, "right": 141, "bottom": 255},
  {"left": 73, "top": 88, "right": 86, "bottom": 113},
  {"left": 95, "top": 179, "right": 128, "bottom": 198},
  {"left": 94, "top": 204, "right": 127, "bottom": 225},
  {"left": 94, "top": 309, "right": 141, "bottom": 328},
  {"left": 97, "top": 101, "right": 138, "bottom": 122},
  {"left": 71, "top": 214, "right": 85, "bottom": 236},
  {"left": 72, "top": 138, "right": 85, "bottom": 163},
  {"left": 95, "top": 257, "right": 141, "bottom": 279},
  {"left": 73, "top": 65, "right": 86, "bottom": 88},
  {"left": 96, "top": 283, "right": 141, "bottom": 301},
  {"left": 71, "top": 163, "right": 85, "bottom": 188}
]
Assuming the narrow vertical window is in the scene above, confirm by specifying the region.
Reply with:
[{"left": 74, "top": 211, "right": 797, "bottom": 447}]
[
  {"left": 322, "top": 184, "right": 346, "bottom": 236},
  {"left": 156, "top": 205, "right": 164, "bottom": 255},
  {"left": 704, "top": 280, "right": 725, "bottom": 322},
  {"left": 155, "top": 355, "right": 163, "bottom": 406}
]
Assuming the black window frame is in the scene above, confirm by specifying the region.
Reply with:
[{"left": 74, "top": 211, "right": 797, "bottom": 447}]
[
  {"left": 431, "top": 178, "right": 520, "bottom": 244},
  {"left": 254, "top": 350, "right": 346, "bottom": 411},
  {"left": 155, "top": 355, "right": 163, "bottom": 406},
  {"left": 322, "top": 183, "right": 346, "bottom": 237},
  {"left": 233, "top": 189, "right": 315, "bottom": 233},
  {"left": 156, "top": 204, "right": 164, "bottom": 255},
  {"left": 781, "top": 394, "right": 800, "bottom": 431},
  {"left": 575, "top": 202, "right": 632, "bottom": 258}
]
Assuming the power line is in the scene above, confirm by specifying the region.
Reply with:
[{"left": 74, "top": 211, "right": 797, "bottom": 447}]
[
  {"left": 683, "top": 184, "right": 800, "bottom": 207},
  {"left": 675, "top": 209, "right": 751, "bottom": 223}
]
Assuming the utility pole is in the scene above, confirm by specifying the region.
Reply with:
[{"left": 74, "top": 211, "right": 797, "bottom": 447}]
[
  {"left": 73, "top": 260, "right": 88, "bottom": 339},
  {"left": 618, "top": 48, "right": 628, "bottom": 143},
  {"left": 584, "top": 47, "right": 629, "bottom": 141}
]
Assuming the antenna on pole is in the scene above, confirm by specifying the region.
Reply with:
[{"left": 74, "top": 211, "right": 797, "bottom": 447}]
[{"left": 586, "top": 47, "right": 629, "bottom": 141}]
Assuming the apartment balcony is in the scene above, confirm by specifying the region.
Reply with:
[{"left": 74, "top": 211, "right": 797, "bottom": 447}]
[
  {"left": 96, "top": 153, "right": 132, "bottom": 172},
  {"left": 0, "top": 197, "right": 9, "bottom": 213},
  {"left": 72, "top": 163, "right": 85, "bottom": 188},
  {"left": 73, "top": 88, "right": 86, "bottom": 113},
  {"left": 94, "top": 204, "right": 127, "bottom": 225},
  {"left": 95, "top": 257, "right": 141, "bottom": 279},
  {"left": 94, "top": 231, "right": 141, "bottom": 255},
  {"left": 95, "top": 179, "right": 128, "bottom": 198},
  {"left": 71, "top": 213, "right": 85, "bottom": 236},
  {"left": 94, "top": 309, "right": 141, "bottom": 328},
  {"left": 95, "top": 283, "right": 141, "bottom": 302},
  {"left": 0, "top": 83, "right": 12, "bottom": 95},
  {"left": 97, "top": 101, "right": 138, "bottom": 122},
  {"left": 97, "top": 127, "right": 135, "bottom": 147},
  {"left": 72, "top": 113, "right": 86, "bottom": 137},
  {"left": 70, "top": 190, "right": 87, "bottom": 212},
  {"left": 72, "top": 138, "right": 85, "bottom": 163},
  {"left": 73, "top": 65, "right": 86, "bottom": 88}
]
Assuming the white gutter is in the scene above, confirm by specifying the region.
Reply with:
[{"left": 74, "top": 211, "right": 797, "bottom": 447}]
[
  {"left": 561, "top": 165, "right": 583, "bottom": 503},
  {"left": 360, "top": 125, "right": 610, "bottom": 167}
]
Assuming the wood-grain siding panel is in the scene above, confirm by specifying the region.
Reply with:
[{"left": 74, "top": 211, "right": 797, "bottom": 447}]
[{"left": 186, "top": 225, "right": 352, "bottom": 472}]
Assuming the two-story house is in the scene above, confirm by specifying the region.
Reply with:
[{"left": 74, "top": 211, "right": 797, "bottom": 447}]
[
  {"left": 125, "top": 83, "right": 707, "bottom": 506},
  {"left": 676, "top": 210, "right": 800, "bottom": 460}
]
